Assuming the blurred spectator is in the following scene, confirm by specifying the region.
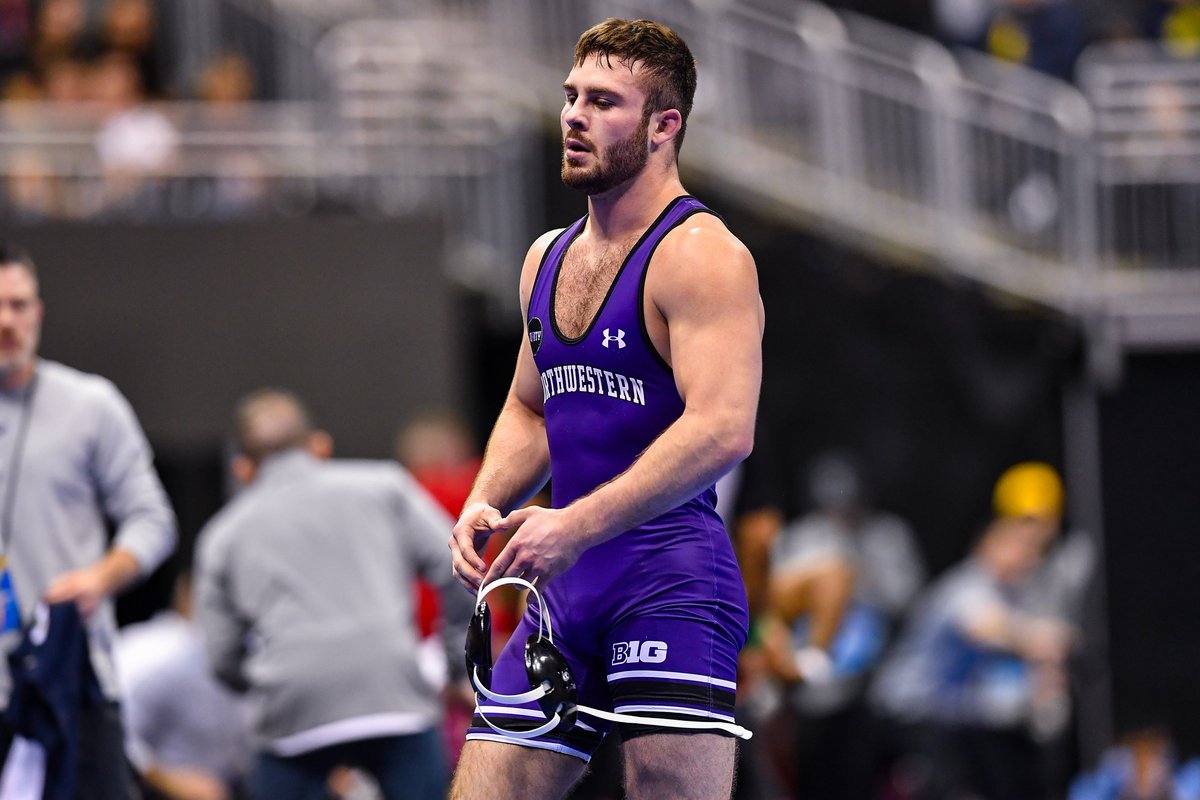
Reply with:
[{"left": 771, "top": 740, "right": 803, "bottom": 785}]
[
  {"left": 1002, "top": 463, "right": 1096, "bottom": 658},
  {"left": 98, "top": 0, "right": 163, "bottom": 98},
  {"left": 735, "top": 504, "right": 785, "bottom": 625},
  {"left": 394, "top": 409, "right": 481, "bottom": 517},
  {"left": 985, "top": 0, "right": 1089, "bottom": 80},
  {"left": 393, "top": 410, "right": 484, "bottom": 649},
  {"left": 1101, "top": 78, "right": 1200, "bottom": 270},
  {"left": 115, "top": 572, "right": 250, "bottom": 800},
  {"left": 933, "top": 0, "right": 1001, "bottom": 48},
  {"left": 869, "top": 461, "right": 1075, "bottom": 800},
  {"left": 1143, "top": 1, "right": 1200, "bottom": 57},
  {"left": 197, "top": 53, "right": 255, "bottom": 107},
  {"left": 934, "top": 0, "right": 1089, "bottom": 80},
  {"left": 42, "top": 55, "right": 86, "bottom": 102},
  {"left": 727, "top": 437, "right": 797, "bottom": 800},
  {"left": 0, "top": 70, "right": 49, "bottom": 219},
  {"left": 0, "top": 0, "right": 32, "bottom": 79},
  {"left": 393, "top": 409, "right": 491, "bottom": 772},
  {"left": 3, "top": 149, "right": 54, "bottom": 219},
  {"left": 194, "top": 389, "right": 473, "bottom": 800},
  {"left": 1070, "top": 727, "right": 1200, "bottom": 800},
  {"left": 91, "top": 51, "right": 177, "bottom": 212},
  {"left": 2, "top": 66, "right": 37, "bottom": 99},
  {"left": 190, "top": 53, "right": 269, "bottom": 218},
  {"left": 758, "top": 451, "right": 925, "bottom": 800},
  {"left": 2, "top": 63, "right": 102, "bottom": 218},
  {"left": 27, "top": 0, "right": 91, "bottom": 76},
  {"left": 393, "top": 410, "right": 484, "bottom": 645},
  {"left": 0, "top": 241, "right": 177, "bottom": 800}
]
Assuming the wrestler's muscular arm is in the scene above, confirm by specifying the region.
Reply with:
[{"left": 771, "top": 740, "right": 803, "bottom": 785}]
[
  {"left": 485, "top": 219, "right": 764, "bottom": 585},
  {"left": 449, "top": 231, "right": 559, "bottom": 591}
]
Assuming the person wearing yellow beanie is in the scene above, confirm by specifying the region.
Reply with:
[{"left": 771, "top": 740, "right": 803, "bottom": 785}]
[{"left": 992, "top": 461, "right": 1064, "bottom": 522}]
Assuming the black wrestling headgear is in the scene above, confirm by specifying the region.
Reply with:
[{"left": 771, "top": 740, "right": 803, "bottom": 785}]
[{"left": 465, "top": 577, "right": 751, "bottom": 741}]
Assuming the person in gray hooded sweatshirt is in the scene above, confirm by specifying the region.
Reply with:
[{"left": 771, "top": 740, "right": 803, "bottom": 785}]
[{"left": 194, "top": 388, "right": 473, "bottom": 800}]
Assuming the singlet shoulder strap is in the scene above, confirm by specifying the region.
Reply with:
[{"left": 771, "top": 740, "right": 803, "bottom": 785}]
[
  {"left": 629, "top": 196, "right": 723, "bottom": 374},
  {"left": 531, "top": 217, "right": 587, "bottom": 298},
  {"left": 628, "top": 196, "right": 721, "bottom": 260}
]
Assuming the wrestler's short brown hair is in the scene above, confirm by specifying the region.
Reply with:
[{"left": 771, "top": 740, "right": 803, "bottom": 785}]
[{"left": 574, "top": 18, "right": 697, "bottom": 153}]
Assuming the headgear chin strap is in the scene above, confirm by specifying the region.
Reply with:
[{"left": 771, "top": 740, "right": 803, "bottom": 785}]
[{"left": 466, "top": 576, "right": 752, "bottom": 741}]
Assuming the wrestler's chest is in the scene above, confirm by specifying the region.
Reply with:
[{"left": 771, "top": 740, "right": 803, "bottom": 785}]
[{"left": 554, "top": 244, "right": 631, "bottom": 338}]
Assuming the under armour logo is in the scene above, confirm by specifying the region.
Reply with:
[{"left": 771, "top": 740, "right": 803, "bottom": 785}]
[{"left": 602, "top": 328, "right": 626, "bottom": 349}]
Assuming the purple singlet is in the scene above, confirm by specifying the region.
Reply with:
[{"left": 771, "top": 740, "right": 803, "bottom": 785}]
[{"left": 467, "top": 196, "right": 750, "bottom": 761}]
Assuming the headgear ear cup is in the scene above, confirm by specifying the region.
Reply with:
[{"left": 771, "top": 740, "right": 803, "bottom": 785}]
[
  {"left": 464, "top": 600, "right": 493, "bottom": 690},
  {"left": 466, "top": 576, "right": 753, "bottom": 741},
  {"left": 467, "top": 577, "right": 566, "bottom": 739},
  {"left": 525, "top": 637, "right": 577, "bottom": 731}
]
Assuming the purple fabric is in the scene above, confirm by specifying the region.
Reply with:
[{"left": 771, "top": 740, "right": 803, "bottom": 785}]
[{"left": 470, "top": 196, "right": 750, "bottom": 757}]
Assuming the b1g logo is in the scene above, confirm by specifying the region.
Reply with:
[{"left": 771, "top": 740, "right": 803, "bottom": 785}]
[{"left": 612, "top": 640, "right": 668, "bottom": 665}]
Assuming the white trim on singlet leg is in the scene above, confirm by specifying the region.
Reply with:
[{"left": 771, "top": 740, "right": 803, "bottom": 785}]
[
  {"left": 606, "top": 669, "right": 738, "bottom": 690},
  {"left": 612, "top": 704, "right": 738, "bottom": 723},
  {"left": 464, "top": 732, "right": 591, "bottom": 762},
  {"left": 476, "top": 706, "right": 553, "bottom": 719},
  {"left": 476, "top": 705, "right": 598, "bottom": 733},
  {"left": 578, "top": 705, "right": 752, "bottom": 738}
]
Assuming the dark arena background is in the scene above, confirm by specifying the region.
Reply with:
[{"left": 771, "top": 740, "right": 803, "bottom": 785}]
[{"left": 1, "top": 1, "right": 1198, "bottom": 798}]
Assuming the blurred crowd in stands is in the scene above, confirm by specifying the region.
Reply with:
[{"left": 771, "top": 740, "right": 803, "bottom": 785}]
[
  {"left": 727, "top": 455, "right": 1095, "bottom": 800},
  {"left": 104, "top": 411, "right": 1200, "bottom": 800},
  {"left": 719, "top": 446, "right": 1199, "bottom": 800},
  {"left": 0, "top": 0, "right": 1195, "bottom": 225},
  {"left": 0, "top": 0, "right": 259, "bottom": 104},
  {"left": 108, "top": 406, "right": 504, "bottom": 800},
  {"left": 0, "top": 1, "right": 1197, "bottom": 798},
  {"left": 832, "top": 0, "right": 1200, "bottom": 80},
  {"left": 0, "top": 0, "right": 265, "bottom": 220}
]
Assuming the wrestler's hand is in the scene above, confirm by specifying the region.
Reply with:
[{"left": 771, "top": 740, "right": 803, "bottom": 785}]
[
  {"left": 483, "top": 505, "right": 588, "bottom": 586},
  {"left": 449, "top": 502, "right": 502, "bottom": 592}
]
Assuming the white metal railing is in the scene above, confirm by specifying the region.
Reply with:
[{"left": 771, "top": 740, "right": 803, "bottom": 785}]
[
  {"left": 0, "top": 97, "right": 536, "bottom": 319},
  {"left": 170, "top": 0, "right": 325, "bottom": 100},
  {"left": 0, "top": 6, "right": 541, "bottom": 316},
  {"left": 0, "top": 102, "right": 324, "bottom": 220},
  {"left": 3, "top": 2, "right": 1198, "bottom": 340},
  {"left": 168, "top": 0, "right": 481, "bottom": 100},
  {"left": 495, "top": 0, "right": 1200, "bottom": 346},
  {"left": 313, "top": 16, "right": 540, "bottom": 316},
  {"left": 1074, "top": 41, "right": 1200, "bottom": 346},
  {"left": 1079, "top": 41, "right": 1200, "bottom": 275}
]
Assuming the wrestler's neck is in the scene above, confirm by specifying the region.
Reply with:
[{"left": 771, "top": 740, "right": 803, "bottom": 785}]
[{"left": 585, "top": 163, "right": 687, "bottom": 243}]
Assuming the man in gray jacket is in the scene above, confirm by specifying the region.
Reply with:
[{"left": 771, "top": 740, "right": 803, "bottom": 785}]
[
  {"left": 194, "top": 388, "right": 472, "bottom": 800},
  {"left": 0, "top": 241, "right": 177, "bottom": 800}
]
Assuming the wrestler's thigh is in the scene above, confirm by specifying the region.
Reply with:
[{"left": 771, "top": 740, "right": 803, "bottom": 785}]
[
  {"left": 450, "top": 739, "right": 587, "bottom": 800},
  {"left": 622, "top": 732, "right": 736, "bottom": 800}
]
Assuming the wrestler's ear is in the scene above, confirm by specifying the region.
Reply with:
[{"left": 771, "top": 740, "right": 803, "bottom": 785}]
[{"left": 650, "top": 108, "right": 682, "bottom": 149}]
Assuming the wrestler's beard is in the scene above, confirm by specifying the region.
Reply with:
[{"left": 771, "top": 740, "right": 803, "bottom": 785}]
[{"left": 561, "top": 117, "right": 650, "bottom": 195}]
